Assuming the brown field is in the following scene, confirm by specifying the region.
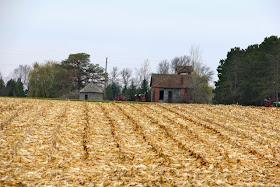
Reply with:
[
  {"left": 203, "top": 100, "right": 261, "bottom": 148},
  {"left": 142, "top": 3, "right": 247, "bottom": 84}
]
[{"left": 0, "top": 97, "right": 280, "bottom": 186}]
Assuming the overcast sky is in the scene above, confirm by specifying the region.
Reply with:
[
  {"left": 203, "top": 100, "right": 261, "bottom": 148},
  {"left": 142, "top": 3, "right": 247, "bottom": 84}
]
[{"left": 0, "top": 0, "right": 279, "bottom": 84}]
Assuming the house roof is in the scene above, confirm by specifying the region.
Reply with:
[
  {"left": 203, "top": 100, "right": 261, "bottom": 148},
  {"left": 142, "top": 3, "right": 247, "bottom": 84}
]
[
  {"left": 176, "top": 66, "right": 193, "bottom": 74},
  {"left": 80, "top": 82, "right": 103, "bottom": 93},
  {"left": 150, "top": 74, "right": 193, "bottom": 88}
]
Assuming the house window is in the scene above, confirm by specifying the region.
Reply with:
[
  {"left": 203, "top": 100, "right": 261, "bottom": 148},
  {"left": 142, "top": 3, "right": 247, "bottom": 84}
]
[
  {"left": 159, "top": 90, "right": 164, "bottom": 100},
  {"left": 85, "top": 94, "right": 88, "bottom": 100}
]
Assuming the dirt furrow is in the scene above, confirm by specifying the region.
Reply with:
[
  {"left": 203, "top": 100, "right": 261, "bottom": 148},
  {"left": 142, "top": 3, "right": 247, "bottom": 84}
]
[
  {"left": 101, "top": 103, "right": 189, "bottom": 186},
  {"left": 206, "top": 105, "right": 280, "bottom": 133},
  {"left": 158, "top": 104, "right": 280, "bottom": 176},
  {"left": 0, "top": 100, "right": 34, "bottom": 130},
  {"left": 248, "top": 106, "right": 280, "bottom": 126},
  {"left": 184, "top": 104, "right": 280, "bottom": 145},
  {"left": 0, "top": 98, "right": 28, "bottom": 114},
  {"left": 164, "top": 104, "right": 280, "bottom": 163},
  {"left": 175, "top": 104, "right": 280, "bottom": 162},
  {"left": 98, "top": 103, "right": 133, "bottom": 164},
  {"left": 0, "top": 100, "right": 65, "bottom": 186},
  {"left": 139, "top": 104, "right": 280, "bottom": 184},
  {"left": 115, "top": 103, "right": 232, "bottom": 186}
]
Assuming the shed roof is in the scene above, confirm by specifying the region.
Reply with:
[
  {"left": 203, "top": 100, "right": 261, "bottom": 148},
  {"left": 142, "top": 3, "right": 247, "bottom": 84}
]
[
  {"left": 80, "top": 82, "right": 103, "bottom": 93},
  {"left": 150, "top": 74, "right": 193, "bottom": 88}
]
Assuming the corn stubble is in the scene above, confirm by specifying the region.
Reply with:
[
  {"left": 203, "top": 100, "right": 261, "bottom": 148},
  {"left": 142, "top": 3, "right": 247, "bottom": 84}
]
[{"left": 0, "top": 98, "right": 279, "bottom": 186}]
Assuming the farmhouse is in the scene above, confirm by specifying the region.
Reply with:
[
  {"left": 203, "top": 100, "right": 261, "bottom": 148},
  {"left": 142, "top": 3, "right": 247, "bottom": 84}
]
[
  {"left": 150, "top": 66, "right": 193, "bottom": 103},
  {"left": 79, "top": 82, "right": 103, "bottom": 101}
]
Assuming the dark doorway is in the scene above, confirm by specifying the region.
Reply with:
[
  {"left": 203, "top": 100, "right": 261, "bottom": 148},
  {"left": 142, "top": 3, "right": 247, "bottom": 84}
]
[
  {"left": 159, "top": 90, "right": 164, "bottom": 100},
  {"left": 85, "top": 94, "right": 88, "bottom": 100},
  {"left": 168, "top": 91, "right": 173, "bottom": 103}
]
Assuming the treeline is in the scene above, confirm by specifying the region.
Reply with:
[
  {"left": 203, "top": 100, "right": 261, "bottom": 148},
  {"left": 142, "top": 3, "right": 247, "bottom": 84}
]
[
  {"left": 105, "top": 61, "right": 151, "bottom": 101},
  {"left": 0, "top": 53, "right": 105, "bottom": 99},
  {"left": 0, "top": 53, "right": 151, "bottom": 101},
  {"left": 0, "top": 65, "right": 29, "bottom": 97},
  {"left": 0, "top": 78, "right": 25, "bottom": 97},
  {"left": 107, "top": 45, "right": 214, "bottom": 103},
  {"left": 0, "top": 46, "right": 214, "bottom": 103},
  {"left": 214, "top": 36, "right": 280, "bottom": 105},
  {"left": 28, "top": 53, "right": 105, "bottom": 98}
]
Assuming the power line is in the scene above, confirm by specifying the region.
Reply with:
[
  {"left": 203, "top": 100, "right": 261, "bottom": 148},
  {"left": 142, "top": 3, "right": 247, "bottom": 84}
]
[{"left": 0, "top": 51, "right": 165, "bottom": 61}]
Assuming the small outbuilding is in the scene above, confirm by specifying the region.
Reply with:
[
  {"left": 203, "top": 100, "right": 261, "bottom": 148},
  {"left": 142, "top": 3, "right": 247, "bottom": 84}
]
[
  {"left": 150, "top": 66, "right": 193, "bottom": 103},
  {"left": 79, "top": 82, "right": 103, "bottom": 101}
]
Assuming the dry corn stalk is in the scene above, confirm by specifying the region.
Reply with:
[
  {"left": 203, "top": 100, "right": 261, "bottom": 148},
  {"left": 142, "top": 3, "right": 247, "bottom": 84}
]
[{"left": 0, "top": 97, "right": 279, "bottom": 186}]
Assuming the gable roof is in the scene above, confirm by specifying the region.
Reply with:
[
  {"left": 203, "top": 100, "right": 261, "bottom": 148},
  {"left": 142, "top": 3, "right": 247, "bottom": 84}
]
[
  {"left": 80, "top": 82, "right": 103, "bottom": 93},
  {"left": 150, "top": 74, "right": 193, "bottom": 88}
]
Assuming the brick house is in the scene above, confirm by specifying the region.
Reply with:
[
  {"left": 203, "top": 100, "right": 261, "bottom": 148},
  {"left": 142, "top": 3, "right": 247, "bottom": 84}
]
[{"left": 150, "top": 66, "right": 193, "bottom": 103}]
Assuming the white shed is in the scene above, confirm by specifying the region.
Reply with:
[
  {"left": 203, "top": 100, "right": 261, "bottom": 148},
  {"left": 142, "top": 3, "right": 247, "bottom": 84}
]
[{"left": 79, "top": 83, "right": 103, "bottom": 101}]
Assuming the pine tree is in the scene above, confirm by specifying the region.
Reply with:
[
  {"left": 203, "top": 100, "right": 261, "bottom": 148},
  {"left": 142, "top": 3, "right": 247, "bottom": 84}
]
[
  {"left": 127, "top": 80, "right": 137, "bottom": 101},
  {"left": 15, "top": 78, "right": 25, "bottom": 97},
  {"left": 106, "top": 84, "right": 113, "bottom": 100},
  {"left": 6, "top": 79, "right": 16, "bottom": 96},
  {"left": 140, "top": 78, "right": 149, "bottom": 94}
]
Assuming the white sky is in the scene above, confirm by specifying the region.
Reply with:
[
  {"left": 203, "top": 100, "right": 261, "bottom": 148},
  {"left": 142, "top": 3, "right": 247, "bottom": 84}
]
[{"left": 0, "top": 0, "right": 279, "bottom": 84}]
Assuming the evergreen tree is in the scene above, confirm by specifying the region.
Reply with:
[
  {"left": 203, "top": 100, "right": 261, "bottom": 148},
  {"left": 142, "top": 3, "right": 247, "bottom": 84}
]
[
  {"left": 6, "top": 79, "right": 16, "bottom": 96},
  {"left": 140, "top": 78, "right": 149, "bottom": 94},
  {"left": 127, "top": 80, "right": 137, "bottom": 101},
  {"left": 106, "top": 84, "right": 113, "bottom": 100},
  {"left": 0, "top": 77, "right": 5, "bottom": 96},
  {"left": 139, "top": 78, "right": 150, "bottom": 102},
  {"left": 214, "top": 36, "right": 280, "bottom": 105},
  {"left": 15, "top": 78, "right": 25, "bottom": 96},
  {"left": 111, "top": 82, "right": 120, "bottom": 99},
  {"left": 61, "top": 53, "right": 105, "bottom": 90},
  {"left": 214, "top": 48, "right": 245, "bottom": 104},
  {"left": 0, "top": 78, "right": 4, "bottom": 89},
  {"left": 105, "top": 82, "right": 120, "bottom": 100}
]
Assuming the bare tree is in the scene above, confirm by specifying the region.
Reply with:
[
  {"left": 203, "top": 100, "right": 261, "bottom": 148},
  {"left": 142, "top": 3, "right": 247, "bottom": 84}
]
[
  {"left": 135, "top": 59, "right": 151, "bottom": 87},
  {"left": 157, "top": 60, "right": 170, "bottom": 74},
  {"left": 110, "top": 66, "right": 120, "bottom": 84},
  {"left": 12, "top": 64, "right": 31, "bottom": 88},
  {"left": 189, "top": 45, "right": 214, "bottom": 80},
  {"left": 120, "top": 68, "right": 132, "bottom": 87},
  {"left": 170, "top": 55, "right": 191, "bottom": 73},
  {"left": 190, "top": 45, "right": 202, "bottom": 68},
  {"left": 189, "top": 45, "right": 214, "bottom": 103}
]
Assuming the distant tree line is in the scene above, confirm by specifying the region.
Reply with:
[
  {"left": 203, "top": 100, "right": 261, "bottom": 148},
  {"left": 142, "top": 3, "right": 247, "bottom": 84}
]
[
  {"left": 214, "top": 36, "right": 280, "bottom": 105},
  {"left": 2, "top": 36, "right": 278, "bottom": 105},
  {"left": 0, "top": 53, "right": 105, "bottom": 99},
  {"left": 105, "top": 60, "right": 151, "bottom": 101},
  {"left": 0, "top": 65, "right": 30, "bottom": 97},
  {"left": 28, "top": 53, "right": 105, "bottom": 98},
  {"left": 0, "top": 48, "right": 214, "bottom": 103},
  {"left": 0, "top": 75, "right": 25, "bottom": 97}
]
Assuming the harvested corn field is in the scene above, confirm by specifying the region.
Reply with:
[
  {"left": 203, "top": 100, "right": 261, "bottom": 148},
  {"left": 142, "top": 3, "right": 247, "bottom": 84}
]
[{"left": 0, "top": 98, "right": 280, "bottom": 186}]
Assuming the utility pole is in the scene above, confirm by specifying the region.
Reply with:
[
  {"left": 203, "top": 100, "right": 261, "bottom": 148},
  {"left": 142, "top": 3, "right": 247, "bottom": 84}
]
[{"left": 104, "top": 57, "right": 108, "bottom": 100}]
